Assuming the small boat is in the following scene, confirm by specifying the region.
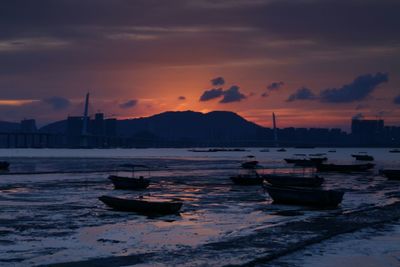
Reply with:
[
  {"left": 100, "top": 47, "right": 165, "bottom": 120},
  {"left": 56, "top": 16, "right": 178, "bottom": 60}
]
[
  {"left": 260, "top": 149, "right": 270, "bottom": 152},
  {"left": 99, "top": 195, "right": 183, "bottom": 215},
  {"left": 328, "top": 150, "right": 336, "bottom": 153},
  {"left": 389, "top": 149, "right": 400, "bottom": 153},
  {"left": 351, "top": 154, "right": 374, "bottom": 161},
  {"left": 109, "top": 164, "right": 150, "bottom": 190},
  {"left": 316, "top": 163, "right": 374, "bottom": 172},
  {"left": 277, "top": 148, "right": 286, "bottom": 152},
  {"left": 108, "top": 175, "right": 150, "bottom": 190},
  {"left": 0, "top": 161, "right": 9, "bottom": 170},
  {"left": 230, "top": 174, "right": 264, "bottom": 185},
  {"left": 263, "top": 184, "right": 344, "bottom": 208},
  {"left": 241, "top": 160, "right": 259, "bottom": 169},
  {"left": 263, "top": 174, "right": 324, "bottom": 187},
  {"left": 284, "top": 157, "right": 327, "bottom": 167},
  {"left": 380, "top": 169, "right": 400, "bottom": 180}
]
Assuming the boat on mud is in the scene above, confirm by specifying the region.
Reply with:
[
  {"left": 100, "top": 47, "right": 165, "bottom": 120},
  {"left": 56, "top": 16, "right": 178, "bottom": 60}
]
[
  {"left": 262, "top": 174, "right": 324, "bottom": 187},
  {"left": 316, "top": 163, "right": 374, "bottom": 172},
  {"left": 351, "top": 154, "right": 374, "bottom": 161},
  {"left": 99, "top": 195, "right": 183, "bottom": 215},
  {"left": 108, "top": 164, "right": 150, "bottom": 190},
  {"left": 263, "top": 183, "right": 344, "bottom": 208},
  {"left": 0, "top": 161, "right": 9, "bottom": 170},
  {"left": 380, "top": 169, "right": 400, "bottom": 180}
]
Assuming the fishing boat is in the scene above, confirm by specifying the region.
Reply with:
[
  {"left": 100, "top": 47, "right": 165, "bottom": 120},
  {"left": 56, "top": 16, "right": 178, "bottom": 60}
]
[
  {"left": 263, "top": 183, "right": 344, "bottom": 208},
  {"left": 284, "top": 157, "right": 327, "bottom": 167},
  {"left": 108, "top": 164, "right": 150, "bottom": 190},
  {"left": 263, "top": 174, "right": 324, "bottom": 187},
  {"left": 316, "top": 163, "right": 374, "bottom": 172},
  {"left": 0, "top": 161, "right": 9, "bottom": 170},
  {"left": 351, "top": 154, "right": 374, "bottom": 161},
  {"left": 380, "top": 169, "right": 400, "bottom": 180},
  {"left": 99, "top": 195, "right": 183, "bottom": 215}
]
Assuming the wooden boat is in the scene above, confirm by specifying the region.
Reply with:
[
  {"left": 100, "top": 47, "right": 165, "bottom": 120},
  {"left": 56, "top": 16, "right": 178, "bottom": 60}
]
[
  {"left": 109, "top": 175, "right": 150, "bottom": 189},
  {"left": 380, "top": 169, "right": 400, "bottom": 180},
  {"left": 351, "top": 154, "right": 374, "bottom": 161},
  {"left": 0, "top": 161, "right": 9, "bottom": 170},
  {"left": 109, "top": 164, "right": 150, "bottom": 190},
  {"left": 230, "top": 174, "right": 264, "bottom": 185},
  {"left": 263, "top": 174, "right": 324, "bottom": 187},
  {"left": 99, "top": 195, "right": 183, "bottom": 215},
  {"left": 316, "top": 163, "right": 374, "bottom": 172},
  {"left": 263, "top": 184, "right": 344, "bottom": 208}
]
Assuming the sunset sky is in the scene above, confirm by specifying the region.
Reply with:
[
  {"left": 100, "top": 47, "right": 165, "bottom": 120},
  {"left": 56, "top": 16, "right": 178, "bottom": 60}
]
[{"left": 1, "top": 0, "right": 399, "bottom": 131}]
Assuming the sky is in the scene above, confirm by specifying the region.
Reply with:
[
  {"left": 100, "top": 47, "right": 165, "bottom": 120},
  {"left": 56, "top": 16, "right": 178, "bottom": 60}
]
[{"left": 0, "top": 0, "right": 400, "bottom": 131}]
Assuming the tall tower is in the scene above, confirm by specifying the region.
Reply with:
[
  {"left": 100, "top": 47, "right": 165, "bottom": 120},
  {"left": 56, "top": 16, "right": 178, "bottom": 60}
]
[
  {"left": 272, "top": 112, "right": 278, "bottom": 147},
  {"left": 82, "top": 92, "right": 89, "bottom": 135}
]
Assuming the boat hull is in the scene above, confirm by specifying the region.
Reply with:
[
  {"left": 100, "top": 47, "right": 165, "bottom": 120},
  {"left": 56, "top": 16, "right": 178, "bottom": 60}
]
[
  {"left": 108, "top": 175, "right": 150, "bottom": 190},
  {"left": 99, "top": 196, "right": 183, "bottom": 215},
  {"left": 380, "top": 169, "right": 400, "bottom": 180},
  {"left": 263, "top": 184, "right": 344, "bottom": 208},
  {"left": 230, "top": 175, "right": 264, "bottom": 185},
  {"left": 316, "top": 163, "right": 374, "bottom": 172}
]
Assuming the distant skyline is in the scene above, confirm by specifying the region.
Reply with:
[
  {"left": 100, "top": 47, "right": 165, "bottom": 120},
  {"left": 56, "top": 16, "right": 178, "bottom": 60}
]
[{"left": 1, "top": 0, "right": 400, "bottom": 130}]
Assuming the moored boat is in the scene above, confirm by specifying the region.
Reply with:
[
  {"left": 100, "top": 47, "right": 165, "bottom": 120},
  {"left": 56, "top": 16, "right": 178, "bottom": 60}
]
[
  {"left": 389, "top": 149, "right": 400, "bottom": 153},
  {"left": 263, "top": 174, "right": 324, "bottom": 187},
  {"left": 108, "top": 175, "right": 150, "bottom": 190},
  {"left": 351, "top": 154, "right": 374, "bottom": 161},
  {"left": 263, "top": 184, "right": 344, "bottom": 208},
  {"left": 316, "top": 163, "right": 374, "bottom": 172},
  {"left": 99, "top": 195, "right": 183, "bottom": 215},
  {"left": 380, "top": 169, "right": 400, "bottom": 180}
]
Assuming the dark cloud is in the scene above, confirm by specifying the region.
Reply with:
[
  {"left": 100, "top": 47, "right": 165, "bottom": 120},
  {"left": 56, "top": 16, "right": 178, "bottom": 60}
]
[
  {"left": 199, "top": 88, "right": 224, "bottom": 101},
  {"left": 286, "top": 87, "right": 316, "bottom": 102},
  {"left": 220, "top": 85, "right": 246, "bottom": 103},
  {"left": 320, "top": 72, "right": 388, "bottom": 103},
  {"left": 178, "top": 96, "right": 186, "bottom": 100},
  {"left": 42, "top": 96, "right": 70, "bottom": 110},
  {"left": 267, "top": 81, "right": 284, "bottom": 91},
  {"left": 211, "top": 77, "right": 225, "bottom": 86},
  {"left": 394, "top": 95, "right": 400, "bottom": 105},
  {"left": 119, "top": 99, "right": 138, "bottom": 109}
]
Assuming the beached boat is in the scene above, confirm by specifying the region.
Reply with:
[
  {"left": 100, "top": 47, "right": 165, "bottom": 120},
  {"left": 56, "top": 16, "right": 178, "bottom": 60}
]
[
  {"left": 108, "top": 175, "right": 150, "bottom": 189},
  {"left": 230, "top": 174, "right": 264, "bottom": 185},
  {"left": 109, "top": 164, "right": 150, "bottom": 190},
  {"left": 263, "top": 184, "right": 344, "bottom": 208},
  {"left": 351, "top": 154, "right": 374, "bottom": 161},
  {"left": 316, "top": 163, "right": 374, "bottom": 172},
  {"left": 263, "top": 174, "right": 324, "bottom": 187},
  {"left": 99, "top": 195, "right": 183, "bottom": 215},
  {"left": 380, "top": 169, "right": 400, "bottom": 180},
  {"left": 0, "top": 161, "right": 9, "bottom": 170}
]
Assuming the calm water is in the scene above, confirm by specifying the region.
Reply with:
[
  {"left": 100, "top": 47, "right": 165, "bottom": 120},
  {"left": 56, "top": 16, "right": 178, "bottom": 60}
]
[{"left": 0, "top": 148, "right": 399, "bottom": 266}]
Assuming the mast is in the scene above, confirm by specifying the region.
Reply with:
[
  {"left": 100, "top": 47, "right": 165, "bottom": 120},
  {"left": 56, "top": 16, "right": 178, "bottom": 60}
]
[{"left": 273, "top": 112, "right": 278, "bottom": 147}]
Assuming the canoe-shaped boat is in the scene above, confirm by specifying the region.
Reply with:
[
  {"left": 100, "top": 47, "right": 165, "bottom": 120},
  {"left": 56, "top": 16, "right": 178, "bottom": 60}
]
[
  {"left": 316, "top": 163, "right": 374, "bottom": 172},
  {"left": 0, "top": 161, "right": 9, "bottom": 170},
  {"left": 263, "top": 184, "right": 344, "bottom": 208},
  {"left": 380, "top": 169, "right": 400, "bottom": 180},
  {"left": 108, "top": 175, "right": 150, "bottom": 190},
  {"left": 351, "top": 154, "right": 374, "bottom": 161},
  {"left": 263, "top": 174, "right": 324, "bottom": 187},
  {"left": 230, "top": 175, "right": 264, "bottom": 185},
  {"left": 99, "top": 195, "right": 183, "bottom": 215}
]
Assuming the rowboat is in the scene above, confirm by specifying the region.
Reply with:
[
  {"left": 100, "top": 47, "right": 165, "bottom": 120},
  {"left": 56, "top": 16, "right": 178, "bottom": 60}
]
[
  {"left": 263, "top": 184, "right": 344, "bottom": 208},
  {"left": 263, "top": 174, "right": 324, "bottom": 187},
  {"left": 99, "top": 195, "right": 183, "bottom": 215}
]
